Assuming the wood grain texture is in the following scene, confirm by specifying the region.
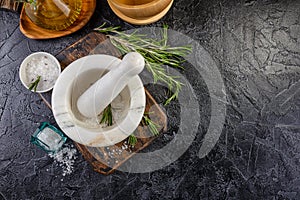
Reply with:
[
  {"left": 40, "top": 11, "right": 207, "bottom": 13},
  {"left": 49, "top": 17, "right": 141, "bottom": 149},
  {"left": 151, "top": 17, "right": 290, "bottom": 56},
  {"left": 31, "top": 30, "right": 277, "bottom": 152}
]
[
  {"left": 109, "top": 0, "right": 172, "bottom": 19},
  {"left": 107, "top": 0, "right": 173, "bottom": 25},
  {"left": 56, "top": 32, "right": 122, "bottom": 70},
  {"left": 19, "top": 0, "right": 96, "bottom": 39},
  {"left": 53, "top": 31, "right": 167, "bottom": 175}
]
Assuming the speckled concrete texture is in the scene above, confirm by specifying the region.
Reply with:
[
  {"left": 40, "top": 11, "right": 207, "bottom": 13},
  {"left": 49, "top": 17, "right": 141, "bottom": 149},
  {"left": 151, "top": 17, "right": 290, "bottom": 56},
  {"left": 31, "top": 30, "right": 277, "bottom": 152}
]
[{"left": 0, "top": 0, "right": 300, "bottom": 199}]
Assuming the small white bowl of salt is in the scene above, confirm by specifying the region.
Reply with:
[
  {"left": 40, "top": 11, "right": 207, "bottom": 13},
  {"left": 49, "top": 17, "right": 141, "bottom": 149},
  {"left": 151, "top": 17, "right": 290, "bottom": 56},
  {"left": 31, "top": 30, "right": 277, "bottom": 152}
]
[{"left": 19, "top": 52, "right": 61, "bottom": 93}]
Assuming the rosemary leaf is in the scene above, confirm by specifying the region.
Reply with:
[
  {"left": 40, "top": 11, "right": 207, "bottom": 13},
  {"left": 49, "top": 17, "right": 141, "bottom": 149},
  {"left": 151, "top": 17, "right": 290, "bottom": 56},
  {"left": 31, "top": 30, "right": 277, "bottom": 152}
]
[
  {"left": 143, "top": 115, "right": 160, "bottom": 136},
  {"left": 95, "top": 23, "right": 192, "bottom": 104},
  {"left": 100, "top": 104, "right": 113, "bottom": 126},
  {"left": 128, "top": 134, "right": 137, "bottom": 146},
  {"left": 28, "top": 76, "right": 41, "bottom": 92}
]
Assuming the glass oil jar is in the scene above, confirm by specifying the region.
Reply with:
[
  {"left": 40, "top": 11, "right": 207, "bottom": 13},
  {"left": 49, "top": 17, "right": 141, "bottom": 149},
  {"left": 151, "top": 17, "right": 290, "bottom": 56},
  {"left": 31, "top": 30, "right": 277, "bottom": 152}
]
[{"left": 24, "top": 0, "right": 82, "bottom": 31}]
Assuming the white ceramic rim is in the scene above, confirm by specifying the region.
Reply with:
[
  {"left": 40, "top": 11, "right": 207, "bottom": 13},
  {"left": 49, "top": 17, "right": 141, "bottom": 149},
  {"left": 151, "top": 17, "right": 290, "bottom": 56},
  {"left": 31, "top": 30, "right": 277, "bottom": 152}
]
[
  {"left": 51, "top": 54, "right": 146, "bottom": 147},
  {"left": 19, "top": 52, "right": 61, "bottom": 93}
]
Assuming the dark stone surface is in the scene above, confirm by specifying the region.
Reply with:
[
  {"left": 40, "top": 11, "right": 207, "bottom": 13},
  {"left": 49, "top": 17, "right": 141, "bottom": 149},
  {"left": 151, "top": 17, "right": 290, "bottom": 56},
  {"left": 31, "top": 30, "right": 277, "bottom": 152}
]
[{"left": 1, "top": 0, "right": 300, "bottom": 199}]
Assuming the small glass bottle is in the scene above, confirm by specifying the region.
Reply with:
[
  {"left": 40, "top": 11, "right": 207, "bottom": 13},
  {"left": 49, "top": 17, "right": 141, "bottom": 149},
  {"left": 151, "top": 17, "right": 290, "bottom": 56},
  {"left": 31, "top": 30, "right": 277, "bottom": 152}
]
[
  {"left": 24, "top": 0, "right": 82, "bottom": 31},
  {"left": 31, "top": 122, "right": 67, "bottom": 153}
]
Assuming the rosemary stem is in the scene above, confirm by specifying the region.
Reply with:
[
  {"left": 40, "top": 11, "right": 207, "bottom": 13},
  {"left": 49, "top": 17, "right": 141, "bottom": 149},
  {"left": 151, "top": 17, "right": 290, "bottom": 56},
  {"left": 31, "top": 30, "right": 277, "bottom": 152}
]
[{"left": 95, "top": 24, "right": 192, "bottom": 104}]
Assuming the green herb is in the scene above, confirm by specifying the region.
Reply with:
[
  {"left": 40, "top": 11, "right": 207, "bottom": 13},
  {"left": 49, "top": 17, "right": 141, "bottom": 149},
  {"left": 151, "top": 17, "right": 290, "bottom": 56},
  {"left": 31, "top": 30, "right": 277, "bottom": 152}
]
[
  {"left": 99, "top": 108, "right": 160, "bottom": 147},
  {"left": 128, "top": 134, "right": 137, "bottom": 146},
  {"left": 16, "top": 0, "right": 37, "bottom": 9},
  {"left": 28, "top": 76, "right": 41, "bottom": 92},
  {"left": 142, "top": 115, "right": 160, "bottom": 136},
  {"left": 127, "top": 115, "right": 160, "bottom": 147},
  {"left": 95, "top": 23, "right": 192, "bottom": 104},
  {"left": 99, "top": 104, "right": 113, "bottom": 126}
]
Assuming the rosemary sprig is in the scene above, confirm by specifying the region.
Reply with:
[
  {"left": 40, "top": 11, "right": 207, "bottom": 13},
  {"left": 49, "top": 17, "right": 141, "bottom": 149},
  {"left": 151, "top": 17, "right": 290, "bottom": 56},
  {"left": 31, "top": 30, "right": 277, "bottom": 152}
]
[
  {"left": 28, "top": 76, "right": 41, "bottom": 92},
  {"left": 128, "top": 134, "right": 137, "bottom": 146},
  {"left": 95, "top": 23, "right": 192, "bottom": 104},
  {"left": 142, "top": 115, "right": 160, "bottom": 136},
  {"left": 99, "top": 106, "right": 160, "bottom": 147},
  {"left": 127, "top": 115, "right": 160, "bottom": 147},
  {"left": 99, "top": 104, "right": 113, "bottom": 126}
]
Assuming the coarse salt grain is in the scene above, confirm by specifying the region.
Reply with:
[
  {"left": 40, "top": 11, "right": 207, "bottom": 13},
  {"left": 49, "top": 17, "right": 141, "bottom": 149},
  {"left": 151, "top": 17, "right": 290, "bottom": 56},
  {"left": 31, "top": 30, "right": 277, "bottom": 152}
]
[
  {"left": 49, "top": 144, "right": 77, "bottom": 177},
  {"left": 25, "top": 55, "right": 59, "bottom": 91}
]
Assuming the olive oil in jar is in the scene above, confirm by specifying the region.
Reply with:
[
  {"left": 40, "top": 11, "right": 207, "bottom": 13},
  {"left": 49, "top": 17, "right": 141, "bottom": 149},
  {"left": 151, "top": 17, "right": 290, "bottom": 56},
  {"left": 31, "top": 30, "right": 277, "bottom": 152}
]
[{"left": 25, "top": 0, "right": 82, "bottom": 31}]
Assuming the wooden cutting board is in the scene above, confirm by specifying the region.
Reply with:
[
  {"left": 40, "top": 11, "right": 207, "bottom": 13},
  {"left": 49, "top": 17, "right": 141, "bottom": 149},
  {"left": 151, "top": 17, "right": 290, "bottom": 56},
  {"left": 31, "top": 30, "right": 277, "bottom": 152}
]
[{"left": 52, "top": 31, "right": 167, "bottom": 175}]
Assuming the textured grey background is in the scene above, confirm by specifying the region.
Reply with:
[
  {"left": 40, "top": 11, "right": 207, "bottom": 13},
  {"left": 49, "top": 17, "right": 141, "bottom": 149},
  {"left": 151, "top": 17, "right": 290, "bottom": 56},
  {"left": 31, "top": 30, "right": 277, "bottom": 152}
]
[{"left": 1, "top": 0, "right": 300, "bottom": 199}]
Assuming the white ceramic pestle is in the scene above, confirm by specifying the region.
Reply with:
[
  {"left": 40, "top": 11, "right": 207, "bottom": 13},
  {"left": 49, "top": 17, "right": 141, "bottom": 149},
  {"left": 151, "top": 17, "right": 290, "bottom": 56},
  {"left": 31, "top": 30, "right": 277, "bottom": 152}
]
[{"left": 76, "top": 52, "right": 145, "bottom": 118}]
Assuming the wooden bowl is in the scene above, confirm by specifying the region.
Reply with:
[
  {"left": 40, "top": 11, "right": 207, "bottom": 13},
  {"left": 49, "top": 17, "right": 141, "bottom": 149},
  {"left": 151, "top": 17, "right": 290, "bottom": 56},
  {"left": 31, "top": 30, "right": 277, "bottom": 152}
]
[
  {"left": 107, "top": 0, "right": 173, "bottom": 25},
  {"left": 109, "top": 0, "right": 172, "bottom": 19}
]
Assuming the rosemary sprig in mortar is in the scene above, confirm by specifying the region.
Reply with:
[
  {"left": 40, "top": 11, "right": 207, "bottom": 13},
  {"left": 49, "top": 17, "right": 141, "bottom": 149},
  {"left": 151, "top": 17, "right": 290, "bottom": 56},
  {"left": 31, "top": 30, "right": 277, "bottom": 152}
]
[
  {"left": 28, "top": 76, "right": 41, "bottom": 92},
  {"left": 95, "top": 23, "right": 192, "bottom": 104},
  {"left": 99, "top": 104, "right": 160, "bottom": 145},
  {"left": 99, "top": 104, "right": 113, "bottom": 126}
]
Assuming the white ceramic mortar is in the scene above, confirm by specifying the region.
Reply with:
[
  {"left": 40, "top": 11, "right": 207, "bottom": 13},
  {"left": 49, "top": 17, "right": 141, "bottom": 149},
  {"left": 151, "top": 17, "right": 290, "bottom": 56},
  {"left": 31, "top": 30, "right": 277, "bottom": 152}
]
[{"left": 51, "top": 54, "right": 146, "bottom": 147}]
